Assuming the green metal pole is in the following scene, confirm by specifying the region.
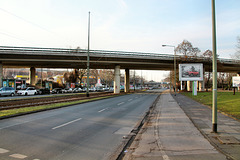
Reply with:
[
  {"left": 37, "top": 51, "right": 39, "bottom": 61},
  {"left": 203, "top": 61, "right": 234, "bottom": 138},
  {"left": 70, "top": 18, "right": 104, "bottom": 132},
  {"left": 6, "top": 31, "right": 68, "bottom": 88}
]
[
  {"left": 86, "top": 11, "right": 90, "bottom": 97},
  {"left": 212, "top": 0, "right": 217, "bottom": 133}
]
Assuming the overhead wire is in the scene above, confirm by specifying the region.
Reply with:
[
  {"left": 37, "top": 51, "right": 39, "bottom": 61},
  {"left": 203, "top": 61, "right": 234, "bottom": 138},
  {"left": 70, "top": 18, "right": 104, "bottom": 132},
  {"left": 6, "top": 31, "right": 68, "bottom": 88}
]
[
  {"left": 0, "top": 31, "right": 36, "bottom": 45},
  {"left": 0, "top": 7, "right": 75, "bottom": 47},
  {"left": 0, "top": 7, "right": 57, "bottom": 35}
]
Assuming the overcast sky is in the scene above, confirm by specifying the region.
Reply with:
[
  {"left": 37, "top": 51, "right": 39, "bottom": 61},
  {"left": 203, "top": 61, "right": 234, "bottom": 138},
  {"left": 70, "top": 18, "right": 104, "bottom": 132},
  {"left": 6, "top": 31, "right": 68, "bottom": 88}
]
[{"left": 0, "top": 0, "right": 239, "bottom": 81}]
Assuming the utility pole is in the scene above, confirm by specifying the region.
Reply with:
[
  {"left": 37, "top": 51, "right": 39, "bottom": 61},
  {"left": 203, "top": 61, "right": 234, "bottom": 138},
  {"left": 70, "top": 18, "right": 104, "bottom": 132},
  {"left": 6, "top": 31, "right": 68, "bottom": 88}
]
[
  {"left": 212, "top": 0, "right": 218, "bottom": 133},
  {"left": 86, "top": 11, "right": 90, "bottom": 97}
]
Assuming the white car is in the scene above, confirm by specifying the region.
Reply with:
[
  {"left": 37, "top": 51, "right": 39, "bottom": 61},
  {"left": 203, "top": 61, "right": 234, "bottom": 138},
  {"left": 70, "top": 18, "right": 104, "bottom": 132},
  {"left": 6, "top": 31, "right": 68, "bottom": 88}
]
[{"left": 17, "top": 87, "right": 37, "bottom": 96}]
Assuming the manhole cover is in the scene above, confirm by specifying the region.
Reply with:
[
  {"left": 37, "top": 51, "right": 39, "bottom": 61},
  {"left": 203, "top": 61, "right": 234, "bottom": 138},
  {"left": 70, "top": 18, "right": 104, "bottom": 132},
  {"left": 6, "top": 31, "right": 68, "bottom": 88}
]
[{"left": 217, "top": 136, "right": 240, "bottom": 144}]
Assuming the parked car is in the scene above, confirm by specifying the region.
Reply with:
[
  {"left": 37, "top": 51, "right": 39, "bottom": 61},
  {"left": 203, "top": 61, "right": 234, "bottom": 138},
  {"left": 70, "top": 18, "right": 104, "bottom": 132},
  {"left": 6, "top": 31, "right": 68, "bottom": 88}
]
[
  {"left": 0, "top": 87, "right": 15, "bottom": 97},
  {"left": 62, "top": 88, "right": 73, "bottom": 93},
  {"left": 73, "top": 88, "right": 82, "bottom": 93},
  {"left": 103, "top": 87, "right": 109, "bottom": 91},
  {"left": 89, "top": 87, "right": 96, "bottom": 92},
  {"left": 95, "top": 87, "right": 103, "bottom": 92},
  {"left": 52, "top": 88, "right": 63, "bottom": 94},
  {"left": 37, "top": 88, "right": 50, "bottom": 95},
  {"left": 17, "top": 87, "right": 37, "bottom": 96}
]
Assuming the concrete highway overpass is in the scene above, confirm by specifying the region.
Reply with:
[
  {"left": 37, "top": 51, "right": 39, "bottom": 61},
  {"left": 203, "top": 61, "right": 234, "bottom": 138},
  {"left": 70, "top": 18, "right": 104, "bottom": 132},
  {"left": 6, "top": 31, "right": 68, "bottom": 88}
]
[{"left": 0, "top": 46, "right": 240, "bottom": 92}]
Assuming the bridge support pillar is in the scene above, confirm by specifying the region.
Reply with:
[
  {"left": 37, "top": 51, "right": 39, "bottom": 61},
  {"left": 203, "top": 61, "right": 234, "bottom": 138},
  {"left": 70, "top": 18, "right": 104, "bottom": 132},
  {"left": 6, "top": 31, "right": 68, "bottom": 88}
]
[
  {"left": 200, "top": 66, "right": 205, "bottom": 91},
  {"left": 199, "top": 80, "right": 205, "bottom": 91},
  {"left": 125, "top": 69, "right": 130, "bottom": 93},
  {"left": 114, "top": 65, "right": 120, "bottom": 94},
  {"left": 0, "top": 62, "right": 2, "bottom": 87},
  {"left": 30, "top": 67, "right": 36, "bottom": 86},
  {"left": 187, "top": 81, "right": 191, "bottom": 91}
]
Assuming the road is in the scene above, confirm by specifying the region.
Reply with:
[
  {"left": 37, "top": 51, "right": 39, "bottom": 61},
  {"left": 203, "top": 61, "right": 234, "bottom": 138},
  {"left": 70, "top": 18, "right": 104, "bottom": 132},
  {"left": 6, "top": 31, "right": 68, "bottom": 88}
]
[{"left": 0, "top": 91, "right": 160, "bottom": 160}]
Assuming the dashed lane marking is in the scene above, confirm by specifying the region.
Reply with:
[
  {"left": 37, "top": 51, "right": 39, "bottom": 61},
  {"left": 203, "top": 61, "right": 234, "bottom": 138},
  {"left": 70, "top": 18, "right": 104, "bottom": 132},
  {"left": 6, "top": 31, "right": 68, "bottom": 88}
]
[
  {"left": 98, "top": 108, "right": 108, "bottom": 113},
  {"left": 0, "top": 148, "right": 9, "bottom": 154},
  {"left": 52, "top": 118, "right": 82, "bottom": 130},
  {"left": 117, "top": 102, "right": 125, "bottom": 106},
  {"left": 9, "top": 153, "right": 27, "bottom": 159},
  {"left": 128, "top": 99, "right": 132, "bottom": 101}
]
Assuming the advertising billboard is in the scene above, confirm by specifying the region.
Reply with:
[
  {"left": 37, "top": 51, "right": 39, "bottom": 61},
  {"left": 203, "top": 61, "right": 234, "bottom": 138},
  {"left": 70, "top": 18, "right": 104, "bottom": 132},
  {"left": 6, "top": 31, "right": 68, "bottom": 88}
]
[
  {"left": 232, "top": 76, "right": 240, "bottom": 87},
  {"left": 179, "top": 63, "right": 203, "bottom": 81}
]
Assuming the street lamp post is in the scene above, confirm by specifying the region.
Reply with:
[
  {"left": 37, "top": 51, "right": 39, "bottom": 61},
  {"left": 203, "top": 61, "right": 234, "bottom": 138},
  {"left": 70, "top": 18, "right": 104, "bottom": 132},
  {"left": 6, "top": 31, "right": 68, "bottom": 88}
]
[
  {"left": 162, "top": 45, "right": 176, "bottom": 96},
  {"left": 86, "top": 11, "right": 90, "bottom": 97},
  {"left": 212, "top": 0, "right": 218, "bottom": 133}
]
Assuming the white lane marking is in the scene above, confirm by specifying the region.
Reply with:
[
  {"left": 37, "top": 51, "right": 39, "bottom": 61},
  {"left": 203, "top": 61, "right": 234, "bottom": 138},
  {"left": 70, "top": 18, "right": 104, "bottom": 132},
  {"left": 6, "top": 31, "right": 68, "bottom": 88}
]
[
  {"left": 135, "top": 97, "right": 138, "bottom": 99},
  {"left": 117, "top": 102, "right": 125, "bottom": 106},
  {"left": 0, "top": 148, "right": 9, "bottom": 154},
  {"left": 128, "top": 99, "right": 132, "bottom": 101},
  {"left": 9, "top": 153, "right": 27, "bottom": 159},
  {"left": 52, "top": 118, "right": 82, "bottom": 130},
  {"left": 98, "top": 108, "right": 108, "bottom": 113}
]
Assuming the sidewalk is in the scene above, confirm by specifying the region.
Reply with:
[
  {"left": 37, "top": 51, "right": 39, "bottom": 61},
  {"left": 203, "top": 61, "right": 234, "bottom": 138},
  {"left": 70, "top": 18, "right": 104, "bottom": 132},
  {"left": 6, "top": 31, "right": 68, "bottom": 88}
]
[{"left": 123, "top": 90, "right": 240, "bottom": 160}]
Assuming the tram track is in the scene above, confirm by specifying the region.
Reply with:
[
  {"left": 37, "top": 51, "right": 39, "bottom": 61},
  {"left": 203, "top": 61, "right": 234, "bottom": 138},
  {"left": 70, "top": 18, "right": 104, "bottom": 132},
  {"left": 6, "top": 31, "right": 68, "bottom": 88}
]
[{"left": 0, "top": 92, "right": 115, "bottom": 111}]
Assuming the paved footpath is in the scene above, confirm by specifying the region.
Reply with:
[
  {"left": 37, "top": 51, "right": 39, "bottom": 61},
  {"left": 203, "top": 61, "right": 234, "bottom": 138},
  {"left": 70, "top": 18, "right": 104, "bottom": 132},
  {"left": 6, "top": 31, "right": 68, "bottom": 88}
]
[{"left": 123, "top": 90, "right": 240, "bottom": 160}]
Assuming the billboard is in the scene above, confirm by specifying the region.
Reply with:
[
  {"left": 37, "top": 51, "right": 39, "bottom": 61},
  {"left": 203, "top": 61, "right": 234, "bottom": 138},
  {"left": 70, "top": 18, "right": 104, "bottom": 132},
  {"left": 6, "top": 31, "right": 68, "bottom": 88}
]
[
  {"left": 232, "top": 76, "right": 240, "bottom": 87},
  {"left": 179, "top": 63, "right": 203, "bottom": 81}
]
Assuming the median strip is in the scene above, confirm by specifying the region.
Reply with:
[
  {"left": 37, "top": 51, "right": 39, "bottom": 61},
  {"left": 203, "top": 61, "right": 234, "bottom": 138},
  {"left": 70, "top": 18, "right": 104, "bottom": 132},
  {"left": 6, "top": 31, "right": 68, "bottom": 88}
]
[{"left": 0, "top": 95, "right": 118, "bottom": 119}]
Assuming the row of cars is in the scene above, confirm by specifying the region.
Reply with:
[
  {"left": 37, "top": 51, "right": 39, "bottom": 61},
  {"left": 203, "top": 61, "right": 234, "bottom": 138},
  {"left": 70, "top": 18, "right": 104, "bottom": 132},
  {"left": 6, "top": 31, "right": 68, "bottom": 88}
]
[
  {"left": 52, "top": 87, "right": 113, "bottom": 94},
  {"left": 0, "top": 87, "right": 49, "bottom": 97},
  {"left": 0, "top": 86, "right": 113, "bottom": 97}
]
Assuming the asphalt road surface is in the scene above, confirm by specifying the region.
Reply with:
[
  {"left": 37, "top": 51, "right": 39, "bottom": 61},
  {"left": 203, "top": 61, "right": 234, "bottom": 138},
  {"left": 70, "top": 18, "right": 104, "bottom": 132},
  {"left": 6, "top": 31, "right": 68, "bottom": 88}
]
[{"left": 0, "top": 91, "right": 159, "bottom": 160}]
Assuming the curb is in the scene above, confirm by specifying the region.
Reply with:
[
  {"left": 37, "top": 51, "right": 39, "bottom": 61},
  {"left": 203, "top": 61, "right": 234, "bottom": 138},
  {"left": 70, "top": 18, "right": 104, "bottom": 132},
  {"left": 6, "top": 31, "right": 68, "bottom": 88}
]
[{"left": 112, "top": 93, "right": 161, "bottom": 160}]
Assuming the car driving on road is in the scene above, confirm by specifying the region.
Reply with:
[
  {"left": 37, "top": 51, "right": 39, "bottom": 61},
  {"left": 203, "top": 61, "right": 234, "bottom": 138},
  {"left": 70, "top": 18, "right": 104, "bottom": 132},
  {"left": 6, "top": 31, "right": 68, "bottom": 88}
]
[{"left": 17, "top": 87, "right": 37, "bottom": 96}]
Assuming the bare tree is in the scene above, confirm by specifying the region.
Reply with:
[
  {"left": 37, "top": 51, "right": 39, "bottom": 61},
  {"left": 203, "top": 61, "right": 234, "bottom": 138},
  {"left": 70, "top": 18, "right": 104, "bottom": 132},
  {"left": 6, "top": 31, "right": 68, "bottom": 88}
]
[
  {"left": 233, "top": 36, "right": 240, "bottom": 60},
  {"left": 98, "top": 69, "right": 114, "bottom": 87},
  {"left": 175, "top": 40, "right": 201, "bottom": 57},
  {"left": 63, "top": 69, "right": 86, "bottom": 86},
  {"left": 78, "top": 69, "right": 86, "bottom": 86},
  {"left": 202, "top": 50, "right": 213, "bottom": 91}
]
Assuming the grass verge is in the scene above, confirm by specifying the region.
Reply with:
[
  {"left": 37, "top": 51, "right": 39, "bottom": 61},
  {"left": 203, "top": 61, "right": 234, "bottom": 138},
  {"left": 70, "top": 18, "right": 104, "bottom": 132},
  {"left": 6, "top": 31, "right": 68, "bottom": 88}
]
[
  {"left": 0, "top": 95, "right": 115, "bottom": 118},
  {"left": 181, "top": 91, "right": 240, "bottom": 120}
]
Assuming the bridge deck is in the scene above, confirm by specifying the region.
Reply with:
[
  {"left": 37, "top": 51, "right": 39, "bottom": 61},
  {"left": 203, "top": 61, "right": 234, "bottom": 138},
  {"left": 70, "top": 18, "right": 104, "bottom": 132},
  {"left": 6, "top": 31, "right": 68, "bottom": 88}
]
[{"left": 0, "top": 46, "right": 239, "bottom": 72}]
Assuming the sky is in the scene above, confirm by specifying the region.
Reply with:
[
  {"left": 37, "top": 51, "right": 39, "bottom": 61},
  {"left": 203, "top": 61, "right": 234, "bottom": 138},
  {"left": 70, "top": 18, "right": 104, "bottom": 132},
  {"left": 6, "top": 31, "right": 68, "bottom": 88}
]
[{"left": 0, "top": 0, "right": 240, "bottom": 81}]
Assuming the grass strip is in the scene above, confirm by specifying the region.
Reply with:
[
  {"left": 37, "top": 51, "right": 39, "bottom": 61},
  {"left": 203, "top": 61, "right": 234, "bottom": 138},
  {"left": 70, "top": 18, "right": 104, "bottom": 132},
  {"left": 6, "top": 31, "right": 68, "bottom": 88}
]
[
  {"left": 181, "top": 91, "right": 240, "bottom": 120},
  {"left": 0, "top": 95, "right": 115, "bottom": 118}
]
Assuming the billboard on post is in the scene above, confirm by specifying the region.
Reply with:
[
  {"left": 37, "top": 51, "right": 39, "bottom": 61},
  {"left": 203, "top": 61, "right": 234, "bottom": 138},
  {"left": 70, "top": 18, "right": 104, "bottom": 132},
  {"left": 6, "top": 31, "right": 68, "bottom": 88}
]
[
  {"left": 179, "top": 63, "right": 203, "bottom": 81},
  {"left": 232, "top": 76, "right": 240, "bottom": 87}
]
